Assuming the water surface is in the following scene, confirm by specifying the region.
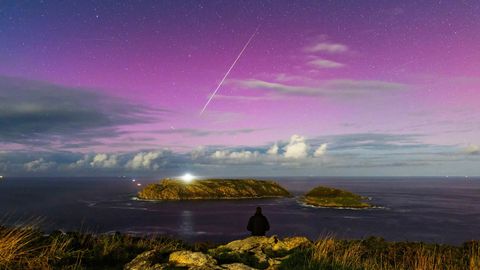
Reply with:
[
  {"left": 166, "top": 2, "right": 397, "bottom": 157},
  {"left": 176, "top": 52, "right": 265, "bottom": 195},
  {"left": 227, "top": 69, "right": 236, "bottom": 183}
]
[{"left": 0, "top": 177, "right": 479, "bottom": 245}]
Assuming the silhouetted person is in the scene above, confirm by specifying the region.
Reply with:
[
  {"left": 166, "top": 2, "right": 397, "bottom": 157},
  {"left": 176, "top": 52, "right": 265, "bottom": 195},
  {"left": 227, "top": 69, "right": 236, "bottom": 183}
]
[{"left": 247, "top": 207, "right": 270, "bottom": 236}]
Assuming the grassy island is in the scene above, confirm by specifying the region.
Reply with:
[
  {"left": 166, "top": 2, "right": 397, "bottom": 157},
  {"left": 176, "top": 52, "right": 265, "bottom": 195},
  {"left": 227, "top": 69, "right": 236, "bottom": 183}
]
[
  {"left": 138, "top": 178, "right": 292, "bottom": 200},
  {"left": 301, "top": 186, "right": 372, "bottom": 208}
]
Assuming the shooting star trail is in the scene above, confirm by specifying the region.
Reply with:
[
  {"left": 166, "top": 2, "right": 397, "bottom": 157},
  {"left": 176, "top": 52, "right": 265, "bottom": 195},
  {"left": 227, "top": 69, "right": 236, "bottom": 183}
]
[{"left": 200, "top": 26, "right": 259, "bottom": 115}]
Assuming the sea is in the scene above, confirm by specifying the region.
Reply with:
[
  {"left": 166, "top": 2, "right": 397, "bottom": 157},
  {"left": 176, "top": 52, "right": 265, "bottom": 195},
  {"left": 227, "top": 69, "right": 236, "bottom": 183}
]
[{"left": 0, "top": 177, "right": 479, "bottom": 245}]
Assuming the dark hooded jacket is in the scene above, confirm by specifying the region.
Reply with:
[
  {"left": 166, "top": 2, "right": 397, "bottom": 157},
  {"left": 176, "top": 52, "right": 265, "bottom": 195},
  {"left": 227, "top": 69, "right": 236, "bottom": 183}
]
[{"left": 247, "top": 211, "right": 270, "bottom": 236}]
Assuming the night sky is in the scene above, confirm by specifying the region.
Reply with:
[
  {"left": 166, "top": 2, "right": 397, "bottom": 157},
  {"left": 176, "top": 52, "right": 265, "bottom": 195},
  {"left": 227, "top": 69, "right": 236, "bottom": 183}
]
[{"left": 0, "top": 1, "right": 479, "bottom": 177}]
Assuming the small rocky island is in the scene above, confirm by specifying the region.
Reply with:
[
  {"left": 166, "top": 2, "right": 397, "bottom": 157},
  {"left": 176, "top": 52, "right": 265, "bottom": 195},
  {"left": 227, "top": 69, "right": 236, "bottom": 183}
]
[
  {"left": 301, "top": 186, "right": 372, "bottom": 208},
  {"left": 138, "top": 178, "right": 292, "bottom": 200}
]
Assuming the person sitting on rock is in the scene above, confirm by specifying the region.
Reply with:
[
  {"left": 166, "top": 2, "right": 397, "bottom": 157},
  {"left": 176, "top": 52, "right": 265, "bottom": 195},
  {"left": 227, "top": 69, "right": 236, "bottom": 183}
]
[{"left": 247, "top": 206, "right": 270, "bottom": 236}]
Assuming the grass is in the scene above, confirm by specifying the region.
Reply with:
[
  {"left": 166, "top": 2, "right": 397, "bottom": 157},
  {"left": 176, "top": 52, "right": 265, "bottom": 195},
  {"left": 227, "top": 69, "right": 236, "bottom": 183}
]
[
  {"left": 0, "top": 224, "right": 73, "bottom": 269},
  {"left": 279, "top": 236, "right": 480, "bottom": 270},
  {"left": 138, "top": 178, "right": 292, "bottom": 200},
  {"left": 1, "top": 223, "right": 479, "bottom": 270},
  {"left": 209, "top": 247, "right": 270, "bottom": 269},
  {"left": 0, "top": 224, "right": 184, "bottom": 270}
]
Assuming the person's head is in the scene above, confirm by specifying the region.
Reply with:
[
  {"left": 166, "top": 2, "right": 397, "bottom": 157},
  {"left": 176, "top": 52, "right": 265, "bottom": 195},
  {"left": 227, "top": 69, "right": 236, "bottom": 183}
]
[{"left": 255, "top": 206, "right": 262, "bottom": 214}]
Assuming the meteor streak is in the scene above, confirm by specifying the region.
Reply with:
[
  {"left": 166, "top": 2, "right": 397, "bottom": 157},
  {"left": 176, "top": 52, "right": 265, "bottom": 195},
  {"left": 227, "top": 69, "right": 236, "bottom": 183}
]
[{"left": 200, "top": 26, "right": 259, "bottom": 115}]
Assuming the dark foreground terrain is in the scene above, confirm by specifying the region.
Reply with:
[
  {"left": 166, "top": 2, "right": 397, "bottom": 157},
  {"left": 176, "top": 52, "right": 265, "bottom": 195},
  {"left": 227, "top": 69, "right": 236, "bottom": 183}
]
[{"left": 1, "top": 224, "right": 479, "bottom": 270}]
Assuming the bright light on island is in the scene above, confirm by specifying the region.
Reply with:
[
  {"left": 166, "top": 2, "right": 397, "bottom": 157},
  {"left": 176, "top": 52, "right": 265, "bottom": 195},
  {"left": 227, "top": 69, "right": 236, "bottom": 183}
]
[{"left": 181, "top": 173, "right": 195, "bottom": 183}]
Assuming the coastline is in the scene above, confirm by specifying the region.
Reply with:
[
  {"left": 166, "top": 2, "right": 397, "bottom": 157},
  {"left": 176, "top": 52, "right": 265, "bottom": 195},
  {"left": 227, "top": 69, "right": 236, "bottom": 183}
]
[{"left": 1, "top": 225, "right": 479, "bottom": 270}]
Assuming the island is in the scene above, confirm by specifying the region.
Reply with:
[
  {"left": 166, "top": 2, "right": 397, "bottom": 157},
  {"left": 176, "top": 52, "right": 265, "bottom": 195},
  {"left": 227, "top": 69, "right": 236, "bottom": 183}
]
[
  {"left": 300, "top": 186, "right": 372, "bottom": 208},
  {"left": 138, "top": 178, "right": 292, "bottom": 200}
]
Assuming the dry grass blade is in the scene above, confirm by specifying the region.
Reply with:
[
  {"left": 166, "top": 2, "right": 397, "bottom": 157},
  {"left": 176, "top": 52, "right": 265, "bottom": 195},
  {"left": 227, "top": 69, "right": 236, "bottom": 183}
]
[{"left": 0, "top": 225, "right": 39, "bottom": 268}]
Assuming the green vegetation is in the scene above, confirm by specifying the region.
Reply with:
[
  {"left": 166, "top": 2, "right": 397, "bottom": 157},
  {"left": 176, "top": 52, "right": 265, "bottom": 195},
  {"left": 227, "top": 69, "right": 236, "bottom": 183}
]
[
  {"left": 209, "top": 247, "right": 270, "bottom": 269},
  {"left": 0, "top": 225, "right": 184, "bottom": 270},
  {"left": 139, "top": 179, "right": 374, "bottom": 209},
  {"left": 1, "top": 224, "right": 479, "bottom": 270},
  {"left": 301, "top": 186, "right": 372, "bottom": 208},
  {"left": 138, "top": 178, "right": 292, "bottom": 200},
  {"left": 279, "top": 236, "right": 480, "bottom": 270}
]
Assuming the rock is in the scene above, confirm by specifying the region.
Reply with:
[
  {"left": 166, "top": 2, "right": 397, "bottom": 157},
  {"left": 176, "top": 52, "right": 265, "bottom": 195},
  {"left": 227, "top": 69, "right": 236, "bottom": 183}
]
[
  {"left": 124, "top": 249, "right": 170, "bottom": 270},
  {"left": 272, "top": 236, "right": 311, "bottom": 251},
  {"left": 219, "top": 235, "right": 310, "bottom": 253},
  {"left": 189, "top": 266, "right": 224, "bottom": 270},
  {"left": 210, "top": 236, "right": 310, "bottom": 269},
  {"left": 213, "top": 236, "right": 271, "bottom": 266},
  {"left": 125, "top": 236, "right": 312, "bottom": 270},
  {"left": 221, "top": 263, "right": 258, "bottom": 270},
  {"left": 267, "top": 258, "right": 281, "bottom": 268},
  {"left": 220, "top": 236, "right": 275, "bottom": 252},
  {"left": 169, "top": 250, "right": 217, "bottom": 267}
]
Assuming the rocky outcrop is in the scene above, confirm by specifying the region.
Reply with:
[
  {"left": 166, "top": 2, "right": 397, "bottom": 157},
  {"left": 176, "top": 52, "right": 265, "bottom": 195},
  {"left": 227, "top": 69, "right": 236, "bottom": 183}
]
[
  {"left": 124, "top": 249, "right": 171, "bottom": 270},
  {"left": 300, "top": 185, "right": 372, "bottom": 208},
  {"left": 138, "top": 179, "right": 292, "bottom": 200},
  {"left": 210, "top": 236, "right": 311, "bottom": 269},
  {"left": 169, "top": 251, "right": 217, "bottom": 268},
  {"left": 124, "top": 236, "right": 312, "bottom": 270},
  {"left": 222, "top": 263, "right": 258, "bottom": 270}
]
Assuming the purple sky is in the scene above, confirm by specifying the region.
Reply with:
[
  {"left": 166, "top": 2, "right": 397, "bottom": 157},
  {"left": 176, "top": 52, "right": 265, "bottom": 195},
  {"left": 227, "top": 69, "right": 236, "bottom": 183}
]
[{"left": 0, "top": 1, "right": 479, "bottom": 176}]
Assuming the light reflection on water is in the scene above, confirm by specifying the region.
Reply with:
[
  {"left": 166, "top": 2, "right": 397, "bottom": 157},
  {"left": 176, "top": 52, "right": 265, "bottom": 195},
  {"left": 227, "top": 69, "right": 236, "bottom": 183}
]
[{"left": 180, "top": 210, "right": 194, "bottom": 235}]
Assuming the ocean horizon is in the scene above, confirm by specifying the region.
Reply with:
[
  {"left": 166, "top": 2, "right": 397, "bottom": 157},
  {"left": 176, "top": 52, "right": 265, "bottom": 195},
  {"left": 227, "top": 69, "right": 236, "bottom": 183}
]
[{"left": 1, "top": 176, "right": 479, "bottom": 245}]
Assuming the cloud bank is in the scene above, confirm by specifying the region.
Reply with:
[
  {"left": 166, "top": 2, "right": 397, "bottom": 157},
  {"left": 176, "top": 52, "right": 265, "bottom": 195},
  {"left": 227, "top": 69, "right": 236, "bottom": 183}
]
[
  {"left": 2, "top": 133, "right": 472, "bottom": 177},
  {"left": 0, "top": 76, "right": 166, "bottom": 147}
]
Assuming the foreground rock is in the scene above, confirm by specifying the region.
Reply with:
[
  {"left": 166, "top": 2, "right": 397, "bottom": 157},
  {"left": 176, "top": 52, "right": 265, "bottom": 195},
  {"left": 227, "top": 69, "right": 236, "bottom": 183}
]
[
  {"left": 124, "top": 236, "right": 312, "bottom": 270},
  {"left": 210, "top": 236, "right": 311, "bottom": 269},
  {"left": 124, "top": 249, "right": 172, "bottom": 270},
  {"left": 300, "top": 185, "right": 372, "bottom": 208},
  {"left": 138, "top": 179, "right": 292, "bottom": 200},
  {"left": 169, "top": 251, "right": 217, "bottom": 268}
]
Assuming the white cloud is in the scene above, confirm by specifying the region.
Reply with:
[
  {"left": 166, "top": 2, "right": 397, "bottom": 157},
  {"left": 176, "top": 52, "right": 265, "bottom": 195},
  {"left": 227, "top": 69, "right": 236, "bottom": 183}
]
[
  {"left": 229, "top": 151, "right": 259, "bottom": 159},
  {"left": 126, "top": 151, "right": 162, "bottom": 170},
  {"left": 24, "top": 158, "right": 56, "bottom": 172},
  {"left": 267, "top": 143, "right": 279, "bottom": 155},
  {"left": 274, "top": 73, "right": 311, "bottom": 82},
  {"left": 191, "top": 146, "right": 206, "bottom": 160},
  {"left": 239, "top": 80, "right": 317, "bottom": 96},
  {"left": 314, "top": 143, "right": 328, "bottom": 157},
  {"left": 464, "top": 144, "right": 479, "bottom": 155},
  {"left": 308, "top": 58, "right": 344, "bottom": 69},
  {"left": 90, "top": 154, "right": 118, "bottom": 168},
  {"left": 283, "top": 135, "right": 309, "bottom": 159},
  {"left": 236, "top": 79, "right": 406, "bottom": 98},
  {"left": 211, "top": 150, "right": 259, "bottom": 160},
  {"left": 211, "top": 150, "right": 229, "bottom": 159},
  {"left": 306, "top": 42, "right": 348, "bottom": 54},
  {"left": 213, "top": 94, "right": 280, "bottom": 102},
  {"left": 68, "top": 155, "right": 91, "bottom": 169}
]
